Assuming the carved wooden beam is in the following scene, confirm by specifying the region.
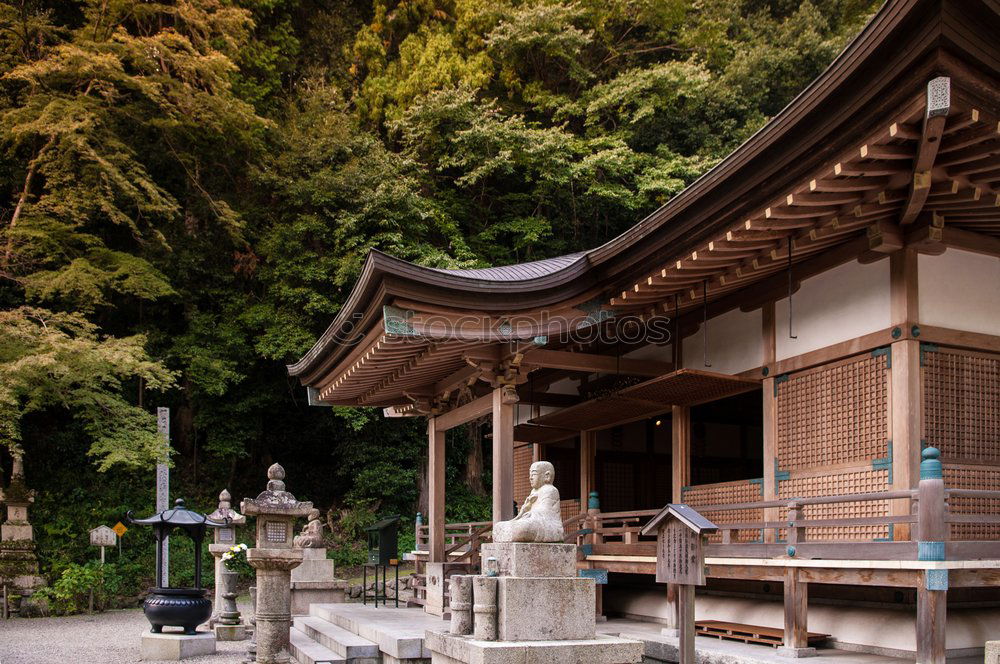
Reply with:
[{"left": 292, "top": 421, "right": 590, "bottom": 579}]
[{"left": 900, "top": 77, "right": 951, "bottom": 225}]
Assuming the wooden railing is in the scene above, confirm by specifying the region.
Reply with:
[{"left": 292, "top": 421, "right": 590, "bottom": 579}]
[{"left": 570, "top": 485, "right": 1000, "bottom": 562}]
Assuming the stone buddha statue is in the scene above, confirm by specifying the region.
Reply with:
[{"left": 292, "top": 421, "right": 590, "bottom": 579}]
[
  {"left": 293, "top": 508, "right": 325, "bottom": 548},
  {"left": 492, "top": 461, "right": 565, "bottom": 543}
]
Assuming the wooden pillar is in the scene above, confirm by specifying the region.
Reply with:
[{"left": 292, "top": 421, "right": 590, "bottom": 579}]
[
  {"left": 531, "top": 406, "right": 543, "bottom": 463},
  {"left": 678, "top": 584, "right": 695, "bottom": 663},
  {"left": 916, "top": 447, "right": 947, "bottom": 663},
  {"left": 890, "top": 248, "right": 921, "bottom": 541},
  {"left": 671, "top": 406, "right": 691, "bottom": 502},
  {"left": 781, "top": 567, "right": 811, "bottom": 655},
  {"left": 762, "top": 301, "right": 778, "bottom": 542},
  {"left": 580, "top": 430, "right": 596, "bottom": 513},
  {"left": 666, "top": 406, "right": 692, "bottom": 636},
  {"left": 428, "top": 418, "right": 446, "bottom": 563},
  {"left": 492, "top": 386, "right": 515, "bottom": 523},
  {"left": 917, "top": 576, "right": 947, "bottom": 664}
]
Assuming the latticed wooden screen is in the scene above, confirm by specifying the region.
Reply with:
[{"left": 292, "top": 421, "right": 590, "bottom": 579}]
[
  {"left": 923, "top": 346, "right": 1000, "bottom": 540},
  {"left": 777, "top": 470, "right": 890, "bottom": 541},
  {"left": 944, "top": 465, "right": 1000, "bottom": 540},
  {"left": 560, "top": 499, "right": 581, "bottom": 522},
  {"left": 923, "top": 347, "right": 1000, "bottom": 464},
  {"left": 683, "top": 479, "right": 763, "bottom": 543},
  {"left": 513, "top": 444, "right": 533, "bottom": 506},
  {"left": 776, "top": 352, "right": 890, "bottom": 470},
  {"left": 600, "top": 460, "right": 635, "bottom": 514},
  {"left": 774, "top": 352, "right": 891, "bottom": 541}
]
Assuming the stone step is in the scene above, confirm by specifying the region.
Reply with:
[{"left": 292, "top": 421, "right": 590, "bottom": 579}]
[
  {"left": 289, "top": 626, "right": 345, "bottom": 664},
  {"left": 294, "top": 616, "right": 380, "bottom": 662},
  {"left": 310, "top": 604, "right": 444, "bottom": 661}
]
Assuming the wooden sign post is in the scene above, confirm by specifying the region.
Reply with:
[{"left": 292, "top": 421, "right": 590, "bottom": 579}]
[
  {"left": 89, "top": 525, "right": 117, "bottom": 564},
  {"left": 641, "top": 503, "right": 718, "bottom": 664}
]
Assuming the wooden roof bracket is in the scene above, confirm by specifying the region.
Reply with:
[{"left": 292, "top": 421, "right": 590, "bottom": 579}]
[{"left": 900, "top": 77, "right": 951, "bottom": 226}]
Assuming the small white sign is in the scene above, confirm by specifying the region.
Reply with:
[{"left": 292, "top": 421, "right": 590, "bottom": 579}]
[{"left": 90, "top": 525, "right": 117, "bottom": 547}]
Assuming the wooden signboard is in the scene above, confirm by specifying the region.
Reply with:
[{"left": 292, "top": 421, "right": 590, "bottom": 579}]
[
  {"left": 657, "top": 519, "right": 706, "bottom": 585},
  {"left": 641, "top": 504, "right": 718, "bottom": 664}
]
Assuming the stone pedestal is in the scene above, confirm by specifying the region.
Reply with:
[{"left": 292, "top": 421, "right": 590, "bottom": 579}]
[
  {"left": 497, "top": 576, "right": 594, "bottom": 641},
  {"left": 216, "top": 623, "right": 248, "bottom": 641},
  {"left": 987, "top": 641, "right": 1000, "bottom": 664},
  {"left": 480, "top": 542, "right": 577, "bottom": 578},
  {"left": 247, "top": 549, "right": 303, "bottom": 663},
  {"left": 141, "top": 632, "right": 217, "bottom": 660},
  {"left": 426, "top": 542, "right": 642, "bottom": 664},
  {"left": 290, "top": 548, "right": 347, "bottom": 615}
]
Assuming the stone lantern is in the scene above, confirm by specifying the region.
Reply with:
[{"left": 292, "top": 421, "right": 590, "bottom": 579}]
[
  {"left": 0, "top": 452, "right": 45, "bottom": 597},
  {"left": 241, "top": 464, "right": 312, "bottom": 664},
  {"left": 208, "top": 489, "right": 247, "bottom": 640}
]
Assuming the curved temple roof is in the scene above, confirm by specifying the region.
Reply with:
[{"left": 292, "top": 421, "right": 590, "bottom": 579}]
[{"left": 290, "top": 0, "right": 1000, "bottom": 405}]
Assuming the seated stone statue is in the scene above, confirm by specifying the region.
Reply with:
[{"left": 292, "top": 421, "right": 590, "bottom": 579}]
[
  {"left": 293, "top": 508, "right": 325, "bottom": 548},
  {"left": 492, "top": 461, "right": 565, "bottom": 543}
]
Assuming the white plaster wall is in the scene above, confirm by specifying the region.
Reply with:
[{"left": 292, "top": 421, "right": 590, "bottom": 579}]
[
  {"left": 603, "top": 587, "right": 1000, "bottom": 651},
  {"left": 919, "top": 248, "right": 1000, "bottom": 336},
  {"left": 775, "top": 258, "right": 890, "bottom": 361},
  {"left": 682, "top": 307, "right": 762, "bottom": 375},
  {"left": 546, "top": 377, "right": 580, "bottom": 395},
  {"left": 622, "top": 343, "right": 674, "bottom": 362}
]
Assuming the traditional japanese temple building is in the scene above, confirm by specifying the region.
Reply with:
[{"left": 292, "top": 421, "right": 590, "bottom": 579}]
[{"left": 290, "top": 0, "right": 1000, "bottom": 661}]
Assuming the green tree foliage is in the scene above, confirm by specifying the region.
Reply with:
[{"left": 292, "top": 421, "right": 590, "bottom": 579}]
[
  {"left": 0, "top": 307, "right": 174, "bottom": 467},
  {"left": 0, "top": 0, "right": 880, "bottom": 580}
]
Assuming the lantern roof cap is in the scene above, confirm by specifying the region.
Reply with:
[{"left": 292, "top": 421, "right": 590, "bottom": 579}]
[
  {"left": 241, "top": 463, "right": 313, "bottom": 518},
  {"left": 208, "top": 488, "right": 246, "bottom": 524},
  {"left": 128, "top": 498, "right": 229, "bottom": 535}
]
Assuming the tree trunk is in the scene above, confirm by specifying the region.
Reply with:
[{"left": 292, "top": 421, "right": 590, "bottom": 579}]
[
  {"left": 416, "top": 454, "right": 429, "bottom": 517},
  {"left": 464, "top": 422, "right": 485, "bottom": 496},
  {"left": 4, "top": 135, "right": 55, "bottom": 269}
]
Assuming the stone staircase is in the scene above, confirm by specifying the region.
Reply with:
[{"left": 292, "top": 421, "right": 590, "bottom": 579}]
[{"left": 289, "top": 603, "right": 444, "bottom": 664}]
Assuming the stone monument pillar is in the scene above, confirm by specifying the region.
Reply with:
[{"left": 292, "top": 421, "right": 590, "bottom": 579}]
[
  {"left": 0, "top": 452, "right": 45, "bottom": 595},
  {"left": 290, "top": 508, "right": 347, "bottom": 615},
  {"left": 208, "top": 489, "right": 247, "bottom": 640},
  {"left": 241, "top": 464, "right": 311, "bottom": 664}
]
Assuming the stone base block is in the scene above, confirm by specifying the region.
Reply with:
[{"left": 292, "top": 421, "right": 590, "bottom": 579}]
[
  {"left": 426, "top": 563, "right": 467, "bottom": 617},
  {"left": 777, "top": 646, "right": 817, "bottom": 658},
  {"left": 426, "top": 630, "right": 643, "bottom": 664},
  {"left": 1, "top": 523, "right": 33, "bottom": 540},
  {"left": 214, "top": 623, "right": 247, "bottom": 641},
  {"left": 497, "top": 577, "right": 595, "bottom": 641},
  {"left": 290, "top": 580, "right": 348, "bottom": 615},
  {"left": 141, "top": 631, "right": 216, "bottom": 660},
  {"left": 988, "top": 641, "right": 1000, "bottom": 664},
  {"left": 480, "top": 543, "right": 577, "bottom": 578},
  {"left": 291, "top": 548, "right": 337, "bottom": 584}
]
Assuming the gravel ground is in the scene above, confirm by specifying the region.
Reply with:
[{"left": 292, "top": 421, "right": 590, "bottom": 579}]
[{"left": 0, "top": 606, "right": 252, "bottom": 664}]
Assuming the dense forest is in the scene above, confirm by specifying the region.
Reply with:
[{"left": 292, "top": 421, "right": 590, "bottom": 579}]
[{"left": 0, "top": 0, "right": 879, "bottom": 585}]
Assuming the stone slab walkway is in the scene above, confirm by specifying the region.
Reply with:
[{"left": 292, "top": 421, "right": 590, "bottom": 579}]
[
  {"left": 0, "top": 607, "right": 249, "bottom": 664},
  {"left": 600, "top": 619, "right": 981, "bottom": 664}
]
